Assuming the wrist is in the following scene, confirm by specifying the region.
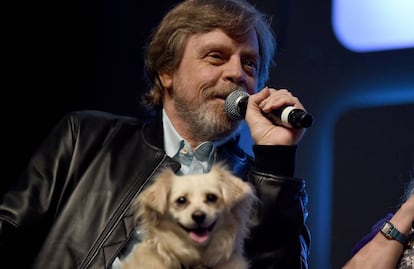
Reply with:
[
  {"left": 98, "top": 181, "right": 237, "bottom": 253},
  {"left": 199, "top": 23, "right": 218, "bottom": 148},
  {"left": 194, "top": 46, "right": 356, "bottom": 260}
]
[
  {"left": 392, "top": 204, "right": 414, "bottom": 234},
  {"left": 380, "top": 220, "right": 409, "bottom": 246}
]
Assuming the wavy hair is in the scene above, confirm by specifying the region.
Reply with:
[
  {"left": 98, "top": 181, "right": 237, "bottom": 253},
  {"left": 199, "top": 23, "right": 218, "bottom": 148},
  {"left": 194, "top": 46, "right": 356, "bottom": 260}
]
[
  {"left": 403, "top": 173, "right": 414, "bottom": 202},
  {"left": 142, "top": 0, "right": 276, "bottom": 110}
]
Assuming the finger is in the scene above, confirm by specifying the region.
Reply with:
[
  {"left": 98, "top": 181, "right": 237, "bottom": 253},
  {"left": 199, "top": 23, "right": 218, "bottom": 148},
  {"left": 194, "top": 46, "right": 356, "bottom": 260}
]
[{"left": 260, "top": 89, "right": 304, "bottom": 112}]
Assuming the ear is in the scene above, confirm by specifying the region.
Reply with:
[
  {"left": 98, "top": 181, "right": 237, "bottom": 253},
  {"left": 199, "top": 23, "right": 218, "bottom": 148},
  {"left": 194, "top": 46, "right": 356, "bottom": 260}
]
[
  {"left": 213, "top": 164, "right": 255, "bottom": 207},
  {"left": 135, "top": 168, "right": 174, "bottom": 221},
  {"left": 158, "top": 71, "right": 173, "bottom": 89}
]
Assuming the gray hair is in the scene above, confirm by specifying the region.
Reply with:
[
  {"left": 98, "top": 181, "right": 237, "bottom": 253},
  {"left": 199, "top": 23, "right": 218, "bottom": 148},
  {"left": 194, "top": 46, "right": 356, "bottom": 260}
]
[
  {"left": 142, "top": 0, "right": 276, "bottom": 109},
  {"left": 403, "top": 175, "right": 414, "bottom": 202}
]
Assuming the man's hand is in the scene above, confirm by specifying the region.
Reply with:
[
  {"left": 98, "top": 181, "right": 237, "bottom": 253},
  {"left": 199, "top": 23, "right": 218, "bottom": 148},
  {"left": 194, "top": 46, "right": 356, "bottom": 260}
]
[{"left": 245, "top": 87, "right": 307, "bottom": 145}]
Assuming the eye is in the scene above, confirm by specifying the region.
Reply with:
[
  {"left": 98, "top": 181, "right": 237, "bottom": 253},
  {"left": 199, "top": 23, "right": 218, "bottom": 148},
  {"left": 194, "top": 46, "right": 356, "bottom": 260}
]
[
  {"left": 176, "top": 196, "right": 187, "bottom": 205},
  {"left": 245, "top": 59, "right": 257, "bottom": 68},
  {"left": 209, "top": 52, "right": 223, "bottom": 59},
  {"left": 206, "top": 193, "right": 218, "bottom": 203},
  {"left": 243, "top": 59, "right": 258, "bottom": 75},
  {"left": 206, "top": 52, "right": 226, "bottom": 65}
]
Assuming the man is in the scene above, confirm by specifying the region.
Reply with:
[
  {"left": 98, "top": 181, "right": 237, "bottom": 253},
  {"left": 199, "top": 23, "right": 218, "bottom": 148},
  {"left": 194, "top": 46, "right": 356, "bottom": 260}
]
[{"left": 0, "top": 0, "right": 311, "bottom": 268}]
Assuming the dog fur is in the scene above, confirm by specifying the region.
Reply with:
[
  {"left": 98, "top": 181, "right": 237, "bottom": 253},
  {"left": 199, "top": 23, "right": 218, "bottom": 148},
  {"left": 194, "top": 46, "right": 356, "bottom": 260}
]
[{"left": 120, "top": 163, "right": 257, "bottom": 269}]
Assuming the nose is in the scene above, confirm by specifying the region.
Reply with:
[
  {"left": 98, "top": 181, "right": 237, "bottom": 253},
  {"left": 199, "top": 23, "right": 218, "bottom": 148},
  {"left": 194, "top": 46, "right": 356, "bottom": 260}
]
[
  {"left": 192, "top": 210, "right": 206, "bottom": 224},
  {"left": 224, "top": 57, "right": 245, "bottom": 85}
]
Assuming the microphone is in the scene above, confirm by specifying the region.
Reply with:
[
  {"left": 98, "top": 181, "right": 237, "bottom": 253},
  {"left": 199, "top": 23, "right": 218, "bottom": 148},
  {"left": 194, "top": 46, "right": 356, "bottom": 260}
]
[{"left": 224, "top": 89, "right": 313, "bottom": 129}]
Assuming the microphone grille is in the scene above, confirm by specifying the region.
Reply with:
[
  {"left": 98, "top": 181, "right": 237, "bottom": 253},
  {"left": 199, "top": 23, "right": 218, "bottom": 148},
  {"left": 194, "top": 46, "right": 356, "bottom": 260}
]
[{"left": 224, "top": 90, "right": 249, "bottom": 120}]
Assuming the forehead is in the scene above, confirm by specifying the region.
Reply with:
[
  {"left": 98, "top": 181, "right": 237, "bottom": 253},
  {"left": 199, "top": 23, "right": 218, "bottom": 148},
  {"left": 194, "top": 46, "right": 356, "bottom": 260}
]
[
  {"left": 186, "top": 28, "right": 260, "bottom": 56},
  {"left": 170, "top": 175, "right": 221, "bottom": 195}
]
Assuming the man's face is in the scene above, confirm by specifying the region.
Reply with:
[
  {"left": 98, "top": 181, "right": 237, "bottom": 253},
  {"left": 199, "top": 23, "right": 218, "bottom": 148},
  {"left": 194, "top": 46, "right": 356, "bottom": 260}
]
[{"left": 161, "top": 29, "right": 260, "bottom": 142}]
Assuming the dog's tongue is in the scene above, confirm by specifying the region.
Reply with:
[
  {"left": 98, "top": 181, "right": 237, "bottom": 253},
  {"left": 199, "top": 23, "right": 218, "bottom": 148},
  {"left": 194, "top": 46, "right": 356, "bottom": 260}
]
[{"left": 189, "top": 230, "right": 209, "bottom": 244}]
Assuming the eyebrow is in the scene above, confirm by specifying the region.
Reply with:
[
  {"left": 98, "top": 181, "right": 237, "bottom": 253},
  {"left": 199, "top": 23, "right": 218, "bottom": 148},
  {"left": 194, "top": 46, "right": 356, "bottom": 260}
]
[{"left": 197, "top": 42, "right": 260, "bottom": 59}]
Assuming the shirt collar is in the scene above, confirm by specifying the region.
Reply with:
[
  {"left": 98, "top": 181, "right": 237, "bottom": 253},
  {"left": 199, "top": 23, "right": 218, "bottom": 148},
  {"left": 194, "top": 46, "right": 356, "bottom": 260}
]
[
  {"left": 163, "top": 109, "right": 184, "bottom": 158},
  {"left": 162, "top": 109, "right": 235, "bottom": 155}
]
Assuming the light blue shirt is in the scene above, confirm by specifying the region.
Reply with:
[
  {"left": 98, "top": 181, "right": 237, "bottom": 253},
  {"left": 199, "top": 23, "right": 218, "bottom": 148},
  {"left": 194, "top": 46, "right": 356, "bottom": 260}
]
[
  {"left": 112, "top": 109, "right": 224, "bottom": 268},
  {"left": 163, "top": 109, "right": 216, "bottom": 174}
]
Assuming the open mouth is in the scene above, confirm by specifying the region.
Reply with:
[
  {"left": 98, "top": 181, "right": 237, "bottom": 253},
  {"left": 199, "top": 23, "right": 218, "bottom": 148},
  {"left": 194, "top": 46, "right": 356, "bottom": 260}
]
[{"left": 179, "top": 221, "right": 216, "bottom": 244}]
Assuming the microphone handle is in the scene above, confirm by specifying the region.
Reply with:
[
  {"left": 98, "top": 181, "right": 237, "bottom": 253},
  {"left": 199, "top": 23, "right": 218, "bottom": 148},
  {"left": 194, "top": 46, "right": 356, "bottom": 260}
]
[
  {"left": 237, "top": 96, "right": 313, "bottom": 129},
  {"left": 265, "top": 106, "right": 313, "bottom": 129}
]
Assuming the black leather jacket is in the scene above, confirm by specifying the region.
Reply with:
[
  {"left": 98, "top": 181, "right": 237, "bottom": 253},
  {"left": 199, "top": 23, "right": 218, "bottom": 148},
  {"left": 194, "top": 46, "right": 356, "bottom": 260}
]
[{"left": 0, "top": 110, "right": 310, "bottom": 268}]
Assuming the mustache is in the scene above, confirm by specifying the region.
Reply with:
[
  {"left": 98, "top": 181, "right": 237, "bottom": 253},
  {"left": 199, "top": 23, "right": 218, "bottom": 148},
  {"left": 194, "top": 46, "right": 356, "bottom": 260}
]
[{"left": 203, "top": 85, "right": 244, "bottom": 100}]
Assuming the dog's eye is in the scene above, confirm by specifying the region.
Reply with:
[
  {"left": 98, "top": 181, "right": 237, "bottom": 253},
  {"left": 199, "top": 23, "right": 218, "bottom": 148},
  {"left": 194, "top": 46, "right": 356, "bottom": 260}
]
[
  {"left": 176, "top": 196, "right": 187, "bottom": 205},
  {"left": 206, "top": 193, "right": 218, "bottom": 203}
]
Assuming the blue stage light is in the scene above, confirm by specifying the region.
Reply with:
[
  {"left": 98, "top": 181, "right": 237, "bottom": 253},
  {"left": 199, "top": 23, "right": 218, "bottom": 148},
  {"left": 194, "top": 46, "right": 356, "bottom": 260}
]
[{"left": 332, "top": 0, "right": 414, "bottom": 52}]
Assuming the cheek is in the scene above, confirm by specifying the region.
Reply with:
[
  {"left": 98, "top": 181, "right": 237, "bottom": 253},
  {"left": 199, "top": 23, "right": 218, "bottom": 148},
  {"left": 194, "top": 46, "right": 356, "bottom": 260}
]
[
  {"left": 246, "top": 79, "right": 258, "bottom": 94},
  {"left": 182, "top": 64, "right": 222, "bottom": 87},
  {"left": 169, "top": 204, "right": 192, "bottom": 222},
  {"left": 205, "top": 201, "right": 225, "bottom": 216},
  {"left": 168, "top": 209, "right": 180, "bottom": 220}
]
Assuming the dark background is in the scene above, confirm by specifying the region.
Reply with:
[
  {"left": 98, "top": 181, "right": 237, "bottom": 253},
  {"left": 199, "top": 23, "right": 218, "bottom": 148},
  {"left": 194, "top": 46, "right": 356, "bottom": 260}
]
[{"left": 5, "top": 1, "right": 414, "bottom": 268}]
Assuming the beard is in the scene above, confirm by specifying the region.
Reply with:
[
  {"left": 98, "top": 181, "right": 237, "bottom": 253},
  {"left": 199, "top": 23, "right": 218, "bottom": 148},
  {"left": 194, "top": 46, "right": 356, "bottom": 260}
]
[{"left": 172, "top": 85, "right": 242, "bottom": 142}]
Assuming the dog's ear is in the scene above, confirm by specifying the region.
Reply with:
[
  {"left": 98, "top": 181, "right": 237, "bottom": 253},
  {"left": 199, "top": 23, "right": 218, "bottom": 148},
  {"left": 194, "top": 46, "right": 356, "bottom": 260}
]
[
  {"left": 135, "top": 168, "right": 174, "bottom": 221},
  {"left": 212, "top": 164, "right": 255, "bottom": 206},
  {"left": 213, "top": 164, "right": 257, "bottom": 230}
]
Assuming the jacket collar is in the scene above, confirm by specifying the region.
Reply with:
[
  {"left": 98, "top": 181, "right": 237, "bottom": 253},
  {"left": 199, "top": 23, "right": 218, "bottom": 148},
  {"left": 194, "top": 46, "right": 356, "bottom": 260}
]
[
  {"left": 142, "top": 110, "right": 165, "bottom": 149},
  {"left": 141, "top": 109, "right": 250, "bottom": 178}
]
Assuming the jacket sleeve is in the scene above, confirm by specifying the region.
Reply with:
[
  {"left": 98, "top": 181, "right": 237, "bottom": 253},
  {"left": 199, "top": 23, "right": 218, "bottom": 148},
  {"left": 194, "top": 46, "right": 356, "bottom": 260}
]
[
  {"left": 245, "top": 145, "right": 310, "bottom": 269},
  {"left": 0, "top": 112, "right": 78, "bottom": 266}
]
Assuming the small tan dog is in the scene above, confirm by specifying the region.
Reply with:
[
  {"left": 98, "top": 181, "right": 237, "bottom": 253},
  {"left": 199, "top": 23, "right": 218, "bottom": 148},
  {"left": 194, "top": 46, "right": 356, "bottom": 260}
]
[{"left": 120, "top": 164, "right": 257, "bottom": 269}]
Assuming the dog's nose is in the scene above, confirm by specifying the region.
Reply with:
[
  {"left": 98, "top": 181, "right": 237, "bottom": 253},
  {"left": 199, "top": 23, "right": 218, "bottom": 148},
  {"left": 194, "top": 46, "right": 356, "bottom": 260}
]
[{"left": 192, "top": 210, "right": 206, "bottom": 224}]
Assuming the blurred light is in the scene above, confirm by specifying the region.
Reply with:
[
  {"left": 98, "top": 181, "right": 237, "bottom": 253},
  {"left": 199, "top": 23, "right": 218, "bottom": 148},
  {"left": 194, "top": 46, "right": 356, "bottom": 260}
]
[{"left": 332, "top": 0, "right": 414, "bottom": 52}]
